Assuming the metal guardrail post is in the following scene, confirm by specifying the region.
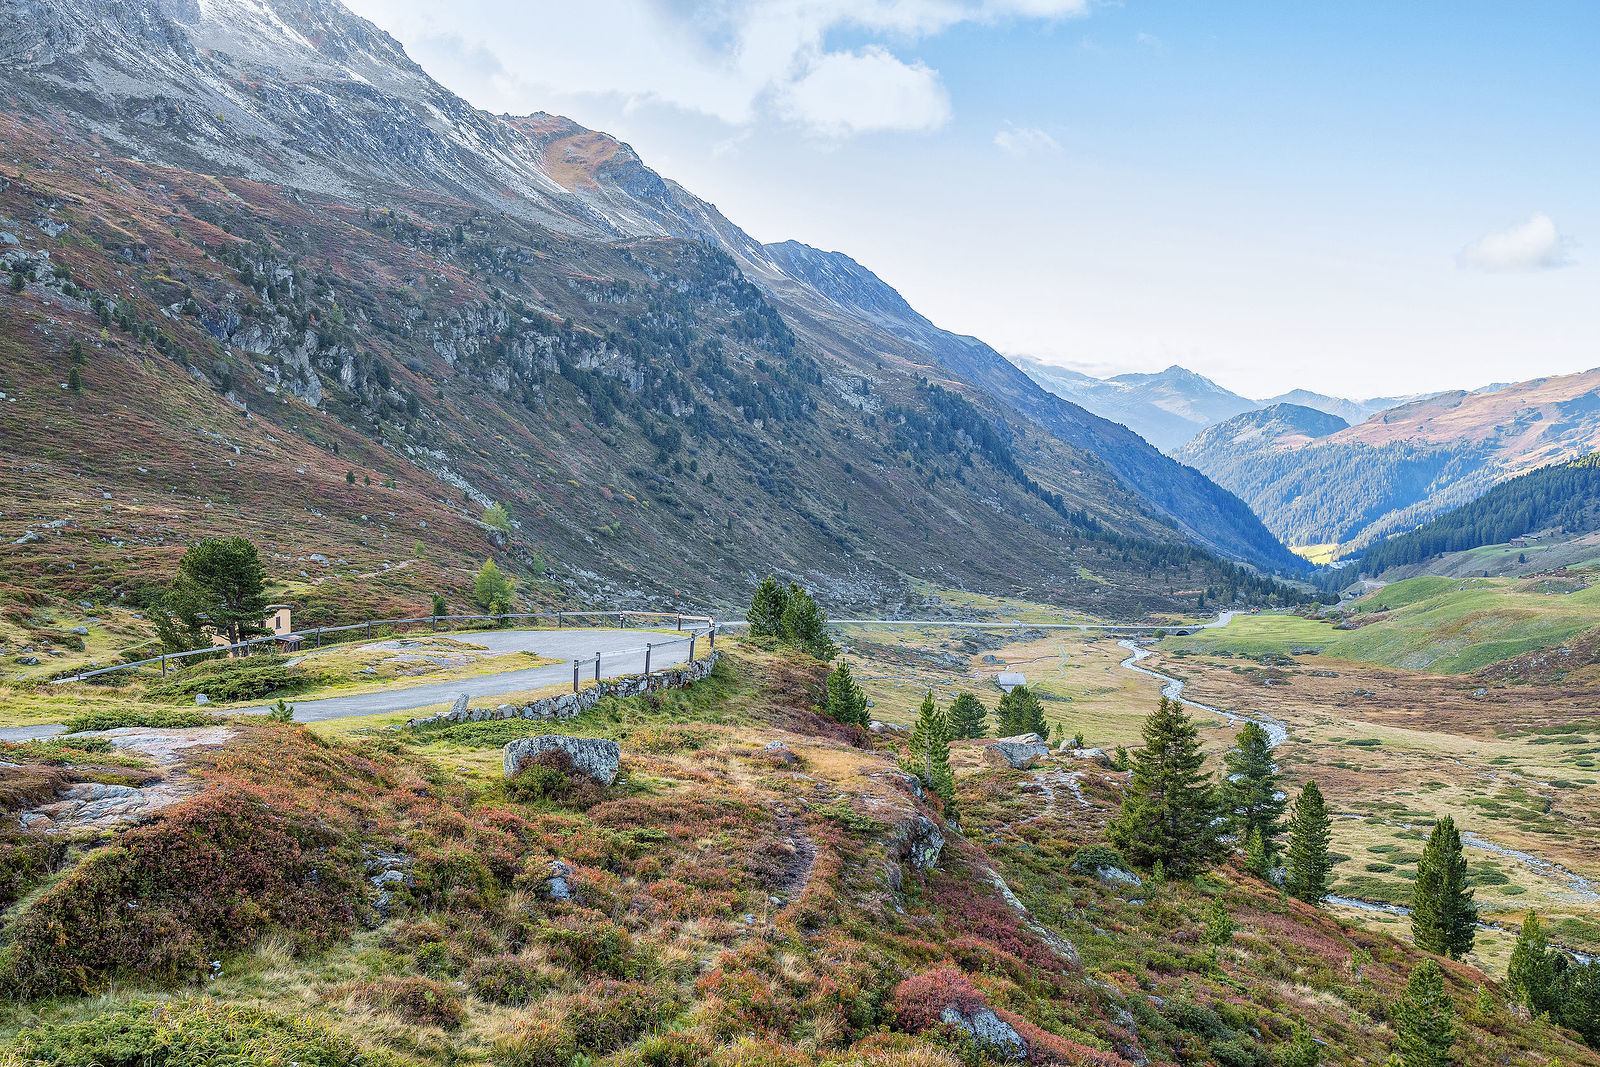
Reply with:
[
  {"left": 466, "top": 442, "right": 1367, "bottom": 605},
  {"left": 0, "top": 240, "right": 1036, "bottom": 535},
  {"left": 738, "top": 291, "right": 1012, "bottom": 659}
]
[
  {"left": 709, "top": 625, "right": 715, "bottom": 650},
  {"left": 594, "top": 653, "right": 601, "bottom": 681},
  {"left": 572, "top": 660, "right": 579, "bottom": 693},
  {"left": 557, "top": 612, "right": 563, "bottom": 628},
  {"left": 689, "top": 634, "right": 696, "bottom": 662},
  {"left": 675, "top": 614, "right": 682, "bottom": 631},
  {"left": 316, "top": 628, "right": 323, "bottom": 648},
  {"left": 160, "top": 653, "right": 167, "bottom": 677},
  {"left": 644, "top": 643, "right": 651, "bottom": 674}
]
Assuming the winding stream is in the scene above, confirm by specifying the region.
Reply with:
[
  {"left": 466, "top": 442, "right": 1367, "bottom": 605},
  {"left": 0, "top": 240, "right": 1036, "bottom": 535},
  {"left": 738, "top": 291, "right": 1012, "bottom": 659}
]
[{"left": 1115, "top": 639, "right": 1290, "bottom": 749}]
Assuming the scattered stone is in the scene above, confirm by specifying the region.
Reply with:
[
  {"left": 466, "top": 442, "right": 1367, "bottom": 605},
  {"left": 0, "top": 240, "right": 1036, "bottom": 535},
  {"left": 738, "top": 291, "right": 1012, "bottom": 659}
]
[
  {"left": 762, "top": 740, "right": 801, "bottom": 766},
  {"left": 69, "top": 626, "right": 89, "bottom": 636},
  {"left": 15, "top": 655, "right": 40, "bottom": 666},
  {"left": 449, "top": 693, "right": 469, "bottom": 719},
  {"left": 940, "top": 1005, "right": 1026, "bottom": 1060},
  {"left": 503, "top": 735, "right": 620, "bottom": 784},
  {"left": 194, "top": 693, "right": 209, "bottom": 706},
  {"left": 888, "top": 813, "right": 945, "bottom": 870},
  {"left": 544, "top": 859, "right": 575, "bottom": 901}
]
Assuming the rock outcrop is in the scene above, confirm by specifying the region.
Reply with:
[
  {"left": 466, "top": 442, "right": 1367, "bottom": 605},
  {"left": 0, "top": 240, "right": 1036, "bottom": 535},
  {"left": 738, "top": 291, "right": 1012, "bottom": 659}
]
[
  {"left": 502, "top": 735, "right": 621, "bottom": 785},
  {"left": 985, "top": 734, "right": 1049, "bottom": 769}
]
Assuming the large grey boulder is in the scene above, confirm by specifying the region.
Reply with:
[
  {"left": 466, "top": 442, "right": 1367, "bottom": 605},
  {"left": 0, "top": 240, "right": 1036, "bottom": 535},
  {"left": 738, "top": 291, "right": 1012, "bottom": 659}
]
[
  {"left": 889, "top": 813, "right": 945, "bottom": 870},
  {"left": 984, "top": 734, "right": 1048, "bottom": 769},
  {"left": 502, "top": 735, "right": 620, "bottom": 785},
  {"left": 449, "top": 693, "right": 469, "bottom": 720},
  {"left": 940, "top": 1005, "right": 1025, "bottom": 1060}
]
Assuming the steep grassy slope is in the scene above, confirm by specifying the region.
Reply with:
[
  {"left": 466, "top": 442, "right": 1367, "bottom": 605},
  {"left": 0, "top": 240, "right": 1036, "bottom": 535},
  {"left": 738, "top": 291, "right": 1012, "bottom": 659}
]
[
  {"left": 0, "top": 109, "right": 1300, "bottom": 624},
  {"left": 0, "top": 0, "right": 1302, "bottom": 584}
]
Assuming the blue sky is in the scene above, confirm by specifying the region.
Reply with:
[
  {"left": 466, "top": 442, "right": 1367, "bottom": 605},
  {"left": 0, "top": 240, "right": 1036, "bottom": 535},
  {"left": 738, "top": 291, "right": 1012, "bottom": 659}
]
[{"left": 342, "top": 0, "right": 1598, "bottom": 397}]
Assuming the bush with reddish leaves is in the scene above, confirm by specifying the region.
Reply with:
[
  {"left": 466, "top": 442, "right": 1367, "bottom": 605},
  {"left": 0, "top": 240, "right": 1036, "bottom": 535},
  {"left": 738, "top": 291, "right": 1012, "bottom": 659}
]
[
  {"left": 538, "top": 914, "right": 641, "bottom": 977},
  {"left": 891, "top": 967, "right": 987, "bottom": 1035},
  {"left": 697, "top": 965, "right": 800, "bottom": 1038},
  {"left": 355, "top": 977, "right": 467, "bottom": 1030},
  {"left": 3, "top": 785, "right": 358, "bottom": 996},
  {"left": 508, "top": 749, "right": 605, "bottom": 809}
]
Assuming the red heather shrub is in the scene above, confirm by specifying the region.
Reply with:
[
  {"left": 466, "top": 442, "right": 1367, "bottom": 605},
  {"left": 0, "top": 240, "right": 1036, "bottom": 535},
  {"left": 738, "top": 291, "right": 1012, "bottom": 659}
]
[
  {"left": 4, "top": 785, "right": 358, "bottom": 996},
  {"left": 355, "top": 976, "right": 467, "bottom": 1030},
  {"left": 993, "top": 1009, "right": 1138, "bottom": 1067},
  {"left": 891, "top": 967, "right": 986, "bottom": 1034},
  {"left": 565, "top": 978, "right": 683, "bottom": 1053}
]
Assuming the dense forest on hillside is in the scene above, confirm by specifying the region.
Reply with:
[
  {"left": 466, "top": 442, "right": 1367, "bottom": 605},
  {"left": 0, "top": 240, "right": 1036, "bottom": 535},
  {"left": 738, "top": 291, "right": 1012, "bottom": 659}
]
[{"left": 1359, "top": 455, "right": 1600, "bottom": 573}]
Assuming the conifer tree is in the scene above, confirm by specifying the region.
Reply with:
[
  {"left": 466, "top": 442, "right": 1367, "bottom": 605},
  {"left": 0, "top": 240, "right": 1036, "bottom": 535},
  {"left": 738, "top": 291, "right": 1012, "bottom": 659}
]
[
  {"left": 1391, "top": 960, "right": 1456, "bottom": 1067},
  {"left": 746, "top": 576, "right": 788, "bottom": 638},
  {"left": 1412, "top": 815, "right": 1477, "bottom": 960},
  {"left": 823, "top": 662, "right": 870, "bottom": 727},
  {"left": 1278, "top": 1025, "right": 1320, "bottom": 1067},
  {"left": 1244, "top": 828, "right": 1271, "bottom": 880},
  {"left": 948, "top": 692, "right": 989, "bottom": 739},
  {"left": 906, "top": 692, "right": 956, "bottom": 816},
  {"left": 778, "top": 583, "right": 837, "bottom": 660},
  {"left": 1222, "top": 721, "right": 1284, "bottom": 858},
  {"left": 996, "top": 685, "right": 1048, "bottom": 738},
  {"left": 1507, "top": 912, "right": 1558, "bottom": 1017},
  {"left": 1285, "top": 781, "right": 1332, "bottom": 904},
  {"left": 472, "top": 559, "right": 514, "bottom": 612},
  {"left": 1106, "top": 697, "right": 1221, "bottom": 875}
]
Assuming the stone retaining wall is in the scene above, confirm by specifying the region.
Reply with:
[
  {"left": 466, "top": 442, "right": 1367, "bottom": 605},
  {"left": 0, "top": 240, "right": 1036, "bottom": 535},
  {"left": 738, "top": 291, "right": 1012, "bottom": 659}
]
[{"left": 405, "top": 652, "right": 720, "bottom": 729}]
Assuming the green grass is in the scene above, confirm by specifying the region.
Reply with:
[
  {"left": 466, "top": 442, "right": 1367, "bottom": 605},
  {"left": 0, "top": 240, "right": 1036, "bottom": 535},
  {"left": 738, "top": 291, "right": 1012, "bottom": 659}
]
[{"left": 1165, "top": 573, "right": 1600, "bottom": 673}]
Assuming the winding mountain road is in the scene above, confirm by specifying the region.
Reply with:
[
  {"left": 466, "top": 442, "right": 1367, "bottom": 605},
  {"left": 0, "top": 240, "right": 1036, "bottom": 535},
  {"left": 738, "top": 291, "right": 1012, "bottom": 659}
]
[{"left": 0, "top": 627, "right": 707, "bottom": 741}]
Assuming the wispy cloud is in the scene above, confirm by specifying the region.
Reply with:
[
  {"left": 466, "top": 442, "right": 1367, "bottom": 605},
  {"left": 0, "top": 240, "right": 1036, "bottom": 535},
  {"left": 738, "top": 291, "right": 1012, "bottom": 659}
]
[
  {"left": 994, "top": 122, "right": 1061, "bottom": 157},
  {"left": 346, "top": 0, "right": 1093, "bottom": 139},
  {"left": 1458, "top": 213, "right": 1573, "bottom": 272}
]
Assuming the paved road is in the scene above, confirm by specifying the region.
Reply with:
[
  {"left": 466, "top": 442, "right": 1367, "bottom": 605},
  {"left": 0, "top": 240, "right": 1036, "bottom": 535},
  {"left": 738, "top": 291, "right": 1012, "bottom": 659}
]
[
  {"left": 827, "top": 611, "right": 1238, "bottom": 632},
  {"left": 0, "top": 627, "right": 708, "bottom": 740}
]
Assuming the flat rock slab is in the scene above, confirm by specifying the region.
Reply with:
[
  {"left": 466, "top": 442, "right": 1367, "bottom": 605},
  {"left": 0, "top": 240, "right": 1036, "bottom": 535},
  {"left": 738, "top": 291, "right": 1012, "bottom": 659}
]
[
  {"left": 985, "top": 736, "right": 1049, "bottom": 769},
  {"left": 503, "top": 735, "right": 620, "bottom": 784}
]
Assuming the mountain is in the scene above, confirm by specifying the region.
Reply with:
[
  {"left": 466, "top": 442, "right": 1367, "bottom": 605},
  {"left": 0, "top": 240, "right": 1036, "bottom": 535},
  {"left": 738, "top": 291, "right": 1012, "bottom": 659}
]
[
  {"left": 1260, "top": 389, "right": 1418, "bottom": 426},
  {"left": 0, "top": 0, "right": 1307, "bottom": 622},
  {"left": 1013, "top": 357, "right": 1256, "bottom": 452},
  {"left": 1179, "top": 369, "right": 1600, "bottom": 554},
  {"left": 1359, "top": 454, "right": 1600, "bottom": 576}
]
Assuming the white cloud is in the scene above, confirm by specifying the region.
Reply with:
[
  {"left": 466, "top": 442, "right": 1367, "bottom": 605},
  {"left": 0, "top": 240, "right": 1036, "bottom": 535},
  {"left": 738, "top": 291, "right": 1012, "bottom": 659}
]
[
  {"left": 993, "top": 122, "right": 1060, "bottom": 156},
  {"left": 778, "top": 48, "right": 951, "bottom": 136},
  {"left": 1458, "top": 213, "right": 1573, "bottom": 272},
  {"left": 342, "top": 0, "right": 1091, "bottom": 138}
]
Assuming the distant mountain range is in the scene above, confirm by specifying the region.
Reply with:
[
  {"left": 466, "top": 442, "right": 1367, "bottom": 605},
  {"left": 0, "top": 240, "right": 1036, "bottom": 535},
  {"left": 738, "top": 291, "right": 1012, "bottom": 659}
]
[
  {"left": 1176, "top": 369, "right": 1600, "bottom": 554},
  {"left": 1011, "top": 357, "right": 1421, "bottom": 453}
]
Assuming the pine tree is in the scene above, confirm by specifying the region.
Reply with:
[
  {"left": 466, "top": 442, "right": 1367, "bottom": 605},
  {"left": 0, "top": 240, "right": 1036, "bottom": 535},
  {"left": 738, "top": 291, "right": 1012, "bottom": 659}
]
[
  {"left": 1412, "top": 816, "right": 1477, "bottom": 959},
  {"left": 823, "top": 663, "right": 870, "bottom": 727},
  {"left": 1245, "top": 828, "right": 1271, "bottom": 880},
  {"left": 1508, "top": 912, "right": 1558, "bottom": 1017},
  {"left": 778, "top": 583, "right": 837, "bottom": 660},
  {"left": 1278, "top": 1025, "right": 1320, "bottom": 1067},
  {"left": 1391, "top": 960, "right": 1456, "bottom": 1067},
  {"left": 67, "top": 365, "right": 81, "bottom": 392},
  {"left": 906, "top": 692, "right": 956, "bottom": 816},
  {"left": 1285, "top": 781, "right": 1332, "bottom": 904},
  {"left": 746, "top": 576, "right": 788, "bottom": 638},
  {"left": 1105, "top": 697, "right": 1221, "bottom": 876},
  {"left": 996, "top": 685, "right": 1048, "bottom": 739},
  {"left": 1222, "top": 721, "right": 1284, "bottom": 858},
  {"left": 948, "top": 692, "right": 989, "bottom": 739}
]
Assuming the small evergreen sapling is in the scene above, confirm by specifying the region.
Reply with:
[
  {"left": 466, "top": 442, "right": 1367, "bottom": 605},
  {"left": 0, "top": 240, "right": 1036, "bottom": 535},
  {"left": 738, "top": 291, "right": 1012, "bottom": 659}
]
[{"left": 1391, "top": 960, "right": 1456, "bottom": 1067}]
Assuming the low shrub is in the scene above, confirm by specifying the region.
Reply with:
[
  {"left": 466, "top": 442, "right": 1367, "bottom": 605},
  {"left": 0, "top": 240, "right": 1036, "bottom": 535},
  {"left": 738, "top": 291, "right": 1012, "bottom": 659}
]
[
  {"left": 565, "top": 978, "right": 683, "bottom": 1053},
  {"left": 1068, "top": 845, "right": 1131, "bottom": 875},
  {"left": 538, "top": 916, "right": 638, "bottom": 977},
  {"left": 620, "top": 1030, "right": 715, "bottom": 1066},
  {"left": 143, "top": 655, "right": 308, "bottom": 704},
  {"left": 495, "top": 1017, "right": 575, "bottom": 1067},
  {"left": 890, "top": 967, "right": 986, "bottom": 1035},
  {"left": 3, "top": 786, "right": 359, "bottom": 996},
  {"left": 59, "top": 708, "right": 211, "bottom": 733},
  {"left": 0, "top": 996, "right": 395, "bottom": 1065},
  {"left": 506, "top": 749, "right": 605, "bottom": 809},
  {"left": 0, "top": 831, "right": 69, "bottom": 912},
  {"left": 354, "top": 977, "right": 466, "bottom": 1029},
  {"left": 468, "top": 954, "right": 549, "bottom": 1006}
]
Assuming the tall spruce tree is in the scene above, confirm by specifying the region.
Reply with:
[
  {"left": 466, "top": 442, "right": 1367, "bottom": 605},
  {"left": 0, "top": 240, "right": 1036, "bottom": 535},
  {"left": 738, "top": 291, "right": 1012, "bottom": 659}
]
[
  {"left": 906, "top": 692, "right": 956, "bottom": 816},
  {"left": 822, "top": 663, "right": 870, "bottom": 727},
  {"left": 996, "top": 685, "right": 1048, "bottom": 739},
  {"left": 1285, "top": 781, "right": 1332, "bottom": 904},
  {"left": 1106, "top": 697, "right": 1221, "bottom": 875},
  {"left": 1507, "top": 912, "right": 1558, "bottom": 1017},
  {"left": 1222, "top": 721, "right": 1285, "bottom": 858},
  {"left": 746, "top": 576, "right": 788, "bottom": 638},
  {"left": 1412, "top": 816, "right": 1477, "bottom": 960},
  {"left": 948, "top": 692, "right": 989, "bottom": 739},
  {"left": 1391, "top": 960, "right": 1456, "bottom": 1067}
]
